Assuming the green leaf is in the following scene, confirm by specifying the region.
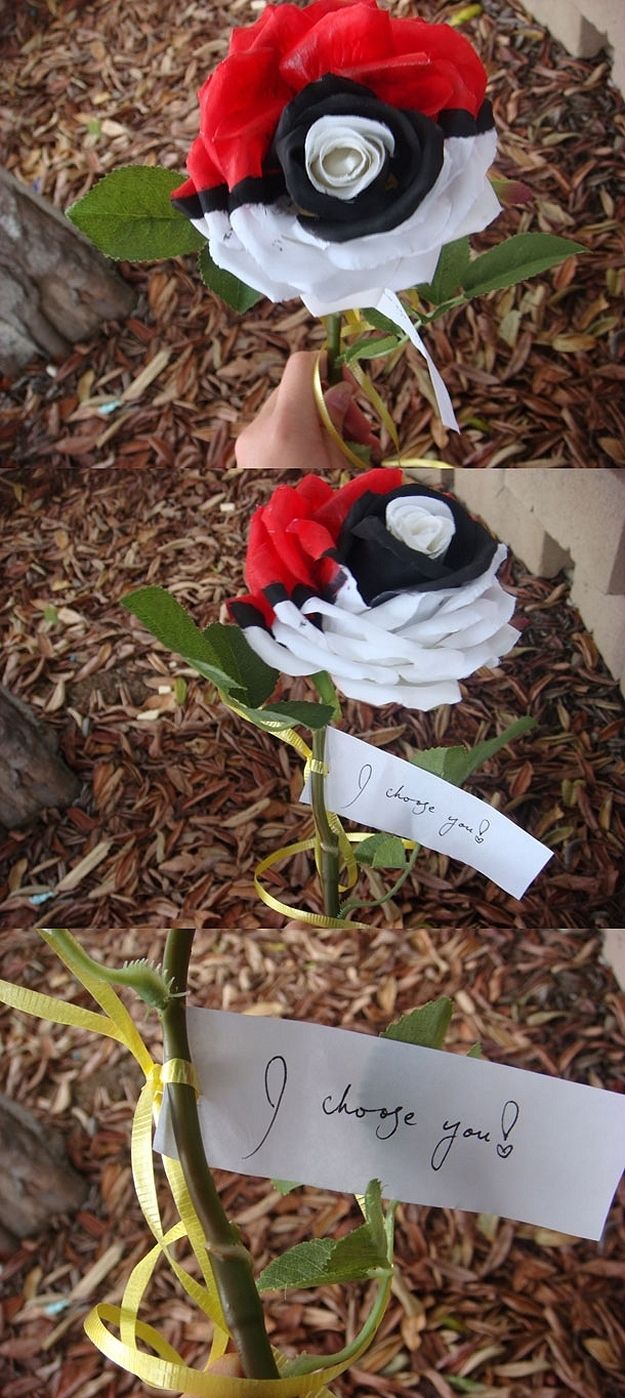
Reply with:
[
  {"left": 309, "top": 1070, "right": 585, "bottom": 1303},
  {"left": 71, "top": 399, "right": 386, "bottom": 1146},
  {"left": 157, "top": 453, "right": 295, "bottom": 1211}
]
[
  {"left": 410, "top": 716, "right": 536, "bottom": 789},
  {"left": 416, "top": 237, "right": 471, "bottom": 305},
  {"left": 258, "top": 1180, "right": 390, "bottom": 1292},
  {"left": 121, "top": 587, "right": 278, "bottom": 707},
  {"left": 67, "top": 166, "right": 206, "bottom": 260},
  {"left": 362, "top": 306, "right": 406, "bottom": 335},
  {"left": 232, "top": 699, "right": 335, "bottom": 733},
  {"left": 382, "top": 997, "right": 453, "bottom": 1050},
  {"left": 355, "top": 833, "right": 407, "bottom": 870},
  {"left": 311, "top": 672, "right": 342, "bottom": 720},
  {"left": 198, "top": 245, "right": 262, "bottom": 313},
  {"left": 460, "top": 233, "right": 586, "bottom": 297},
  {"left": 43, "top": 604, "right": 59, "bottom": 623},
  {"left": 343, "top": 334, "right": 402, "bottom": 363},
  {"left": 258, "top": 1238, "right": 335, "bottom": 1291},
  {"left": 272, "top": 1179, "right": 302, "bottom": 1196},
  {"left": 467, "top": 1043, "right": 482, "bottom": 1058}
]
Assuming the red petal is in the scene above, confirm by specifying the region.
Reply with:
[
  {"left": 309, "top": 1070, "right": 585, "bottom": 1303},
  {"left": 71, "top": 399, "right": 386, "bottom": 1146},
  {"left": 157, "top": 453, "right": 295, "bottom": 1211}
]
[
  {"left": 343, "top": 57, "right": 453, "bottom": 115},
  {"left": 289, "top": 516, "right": 338, "bottom": 565},
  {"left": 280, "top": 3, "right": 392, "bottom": 91},
  {"left": 293, "top": 474, "right": 334, "bottom": 513},
  {"left": 245, "top": 510, "right": 300, "bottom": 596},
  {"left": 228, "top": 591, "right": 275, "bottom": 627},
  {"left": 170, "top": 175, "right": 200, "bottom": 203},
  {"left": 229, "top": 2, "right": 311, "bottom": 56},
  {"left": 200, "top": 51, "right": 290, "bottom": 184},
  {"left": 186, "top": 135, "right": 223, "bottom": 195},
  {"left": 388, "top": 18, "right": 487, "bottom": 114},
  {"left": 314, "top": 467, "right": 403, "bottom": 536},
  {"left": 259, "top": 486, "right": 320, "bottom": 589}
]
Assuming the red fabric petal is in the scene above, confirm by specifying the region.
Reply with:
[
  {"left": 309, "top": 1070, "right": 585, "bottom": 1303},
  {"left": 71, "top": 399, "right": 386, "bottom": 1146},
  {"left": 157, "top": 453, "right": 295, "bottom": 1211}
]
[
  {"left": 261, "top": 486, "right": 323, "bottom": 587},
  {"left": 228, "top": 591, "right": 275, "bottom": 627},
  {"left": 245, "top": 510, "right": 301, "bottom": 596},
  {"left": 314, "top": 467, "right": 403, "bottom": 536},
  {"left": 292, "top": 474, "right": 335, "bottom": 513},
  {"left": 343, "top": 58, "right": 454, "bottom": 116},
  {"left": 185, "top": 135, "right": 223, "bottom": 196},
  {"left": 389, "top": 19, "right": 487, "bottom": 114},
  {"left": 200, "top": 51, "right": 290, "bottom": 184},
  {"left": 288, "top": 516, "right": 339, "bottom": 566},
  {"left": 228, "top": 3, "right": 311, "bottom": 57},
  {"left": 280, "top": 4, "right": 392, "bottom": 91},
  {"left": 170, "top": 174, "right": 200, "bottom": 203}
]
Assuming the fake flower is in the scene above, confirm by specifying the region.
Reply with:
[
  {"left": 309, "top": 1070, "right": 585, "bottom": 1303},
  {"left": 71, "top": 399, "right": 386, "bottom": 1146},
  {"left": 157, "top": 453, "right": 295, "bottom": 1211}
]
[
  {"left": 229, "top": 470, "right": 519, "bottom": 709},
  {"left": 171, "top": 0, "right": 501, "bottom": 315}
]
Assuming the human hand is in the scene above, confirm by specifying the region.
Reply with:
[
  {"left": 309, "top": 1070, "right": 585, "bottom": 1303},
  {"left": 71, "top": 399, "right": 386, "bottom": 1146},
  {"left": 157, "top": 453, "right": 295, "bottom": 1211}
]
[
  {"left": 235, "top": 350, "right": 380, "bottom": 472},
  {"left": 204, "top": 1353, "right": 243, "bottom": 1376}
]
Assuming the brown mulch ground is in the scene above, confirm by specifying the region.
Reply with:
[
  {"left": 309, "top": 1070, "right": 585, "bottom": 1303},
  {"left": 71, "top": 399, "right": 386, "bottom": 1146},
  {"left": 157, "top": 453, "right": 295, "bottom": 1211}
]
[
  {"left": 0, "top": 928, "right": 624, "bottom": 1398},
  {"left": 1, "top": 465, "right": 624, "bottom": 929},
  {"left": 1, "top": 0, "right": 624, "bottom": 469}
]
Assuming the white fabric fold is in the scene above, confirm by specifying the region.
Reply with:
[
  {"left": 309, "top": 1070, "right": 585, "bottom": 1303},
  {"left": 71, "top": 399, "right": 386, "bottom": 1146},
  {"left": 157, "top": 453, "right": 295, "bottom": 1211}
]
[{"left": 240, "top": 546, "right": 518, "bottom": 710}]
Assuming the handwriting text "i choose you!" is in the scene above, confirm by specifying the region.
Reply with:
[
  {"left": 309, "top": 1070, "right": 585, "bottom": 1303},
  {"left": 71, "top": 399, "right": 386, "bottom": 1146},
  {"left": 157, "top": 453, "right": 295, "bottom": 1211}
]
[{"left": 244, "top": 1055, "right": 520, "bottom": 1171}]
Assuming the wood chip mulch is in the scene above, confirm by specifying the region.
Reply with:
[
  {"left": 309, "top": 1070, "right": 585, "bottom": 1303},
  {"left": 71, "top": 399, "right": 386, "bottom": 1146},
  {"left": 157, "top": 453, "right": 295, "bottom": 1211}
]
[
  {"left": 1, "top": 466, "right": 624, "bottom": 930},
  {"left": 1, "top": 0, "right": 624, "bottom": 469},
  {"left": 0, "top": 928, "right": 623, "bottom": 1398}
]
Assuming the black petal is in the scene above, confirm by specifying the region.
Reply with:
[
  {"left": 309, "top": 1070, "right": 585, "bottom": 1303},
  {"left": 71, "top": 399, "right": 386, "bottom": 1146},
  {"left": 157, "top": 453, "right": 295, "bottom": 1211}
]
[
  {"left": 337, "top": 485, "right": 498, "bottom": 605},
  {"left": 272, "top": 74, "right": 444, "bottom": 242}
]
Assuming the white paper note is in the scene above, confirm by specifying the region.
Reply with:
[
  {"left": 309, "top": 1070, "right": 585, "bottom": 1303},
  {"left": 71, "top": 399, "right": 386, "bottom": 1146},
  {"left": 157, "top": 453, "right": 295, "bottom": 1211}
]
[
  {"left": 154, "top": 1009, "right": 625, "bottom": 1241},
  {"left": 300, "top": 727, "right": 552, "bottom": 899},
  {"left": 377, "top": 290, "right": 459, "bottom": 432}
]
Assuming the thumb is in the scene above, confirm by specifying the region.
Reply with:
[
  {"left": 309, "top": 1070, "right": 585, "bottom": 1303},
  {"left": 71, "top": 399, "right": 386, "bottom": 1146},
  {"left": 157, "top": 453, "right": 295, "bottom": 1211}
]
[
  {"left": 323, "top": 381, "right": 353, "bottom": 434},
  {"left": 203, "top": 1354, "right": 243, "bottom": 1376}
]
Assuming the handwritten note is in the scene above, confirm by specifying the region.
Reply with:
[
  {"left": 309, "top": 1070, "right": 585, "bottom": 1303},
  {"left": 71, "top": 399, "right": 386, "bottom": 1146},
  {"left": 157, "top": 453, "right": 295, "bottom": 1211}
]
[
  {"left": 300, "top": 728, "right": 552, "bottom": 899},
  {"left": 154, "top": 1009, "right": 625, "bottom": 1241}
]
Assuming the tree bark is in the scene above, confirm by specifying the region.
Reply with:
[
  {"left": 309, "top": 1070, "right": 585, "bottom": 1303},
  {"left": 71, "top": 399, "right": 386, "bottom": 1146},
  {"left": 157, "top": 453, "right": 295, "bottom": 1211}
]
[
  {"left": 0, "top": 1093, "right": 88, "bottom": 1252},
  {"left": 0, "top": 686, "right": 80, "bottom": 827},
  {"left": 0, "top": 167, "right": 136, "bottom": 376}
]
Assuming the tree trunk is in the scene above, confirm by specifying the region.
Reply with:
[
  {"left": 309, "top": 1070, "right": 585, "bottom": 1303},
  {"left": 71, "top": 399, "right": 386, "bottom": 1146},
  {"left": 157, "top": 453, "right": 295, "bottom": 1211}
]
[
  {"left": 0, "top": 686, "right": 80, "bottom": 827},
  {"left": 0, "top": 1093, "right": 88, "bottom": 1252},
  {"left": 0, "top": 167, "right": 136, "bottom": 376}
]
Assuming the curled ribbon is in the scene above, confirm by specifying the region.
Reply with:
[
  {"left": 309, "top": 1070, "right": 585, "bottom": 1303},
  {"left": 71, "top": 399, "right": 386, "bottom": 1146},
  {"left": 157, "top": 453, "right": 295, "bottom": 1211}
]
[
  {"left": 314, "top": 315, "right": 459, "bottom": 470},
  {"left": 0, "top": 932, "right": 393, "bottom": 1395}
]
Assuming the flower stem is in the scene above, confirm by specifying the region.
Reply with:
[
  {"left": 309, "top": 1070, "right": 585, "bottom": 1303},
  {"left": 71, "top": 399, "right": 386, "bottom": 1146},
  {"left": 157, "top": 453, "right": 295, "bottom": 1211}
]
[
  {"left": 340, "top": 841, "right": 422, "bottom": 918},
  {"left": 161, "top": 929, "right": 279, "bottom": 1380},
  {"left": 311, "top": 726, "right": 341, "bottom": 919},
  {"left": 324, "top": 313, "right": 343, "bottom": 384}
]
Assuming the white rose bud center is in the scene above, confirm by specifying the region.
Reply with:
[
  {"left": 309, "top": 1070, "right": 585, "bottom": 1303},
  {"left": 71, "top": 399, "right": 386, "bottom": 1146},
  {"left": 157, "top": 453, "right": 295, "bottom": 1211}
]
[
  {"left": 385, "top": 497, "right": 456, "bottom": 560},
  {"left": 304, "top": 115, "right": 395, "bottom": 201}
]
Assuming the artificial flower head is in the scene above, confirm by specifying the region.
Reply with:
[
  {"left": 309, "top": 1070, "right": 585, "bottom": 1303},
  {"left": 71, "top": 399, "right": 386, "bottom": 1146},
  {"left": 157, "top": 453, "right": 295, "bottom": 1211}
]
[
  {"left": 172, "top": 0, "right": 500, "bottom": 315},
  {"left": 229, "top": 470, "right": 518, "bottom": 710}
]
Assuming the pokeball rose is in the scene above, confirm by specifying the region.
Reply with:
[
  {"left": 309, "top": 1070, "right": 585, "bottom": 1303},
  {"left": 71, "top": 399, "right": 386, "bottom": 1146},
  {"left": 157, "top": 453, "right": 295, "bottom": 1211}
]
[
  {"left": 229, "top": 470, "right": 519, "bottom": 710},
  {"left": 171, "top": 0, "right": 501, "bottom": 315}
]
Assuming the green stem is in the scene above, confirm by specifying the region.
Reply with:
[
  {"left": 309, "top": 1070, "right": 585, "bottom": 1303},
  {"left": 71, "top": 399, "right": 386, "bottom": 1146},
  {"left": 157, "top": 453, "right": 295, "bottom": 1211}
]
[
  {"left": 340, "top": 842, "right": 422, "bottom": 919},
  {"left": 310, "top": 726, "right": 341, "bottom": 919},
  {"left": 161, "top": 930, "right": 279, "bottom": 1380},
  {"left": 284, "top": 1206, "right": 396, "bottom": 1376},
  {"left": 324, "top": 313, "right": 342, "bottom": 384}
]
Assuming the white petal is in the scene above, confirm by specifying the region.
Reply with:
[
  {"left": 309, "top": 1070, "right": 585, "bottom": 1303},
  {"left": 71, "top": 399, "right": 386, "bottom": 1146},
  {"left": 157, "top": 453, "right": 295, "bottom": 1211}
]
[
  {"left": 196, "top": 128, "right": 499, "bottom": 314},
  {"left": 305, "top": 116, "right": 394, "bottom": 199},
  {"left": 385, "top": 496, "right": 455, "bottom": 559},
  {"left": 336, "top": 674, "right": 462, "bottom": 709}
]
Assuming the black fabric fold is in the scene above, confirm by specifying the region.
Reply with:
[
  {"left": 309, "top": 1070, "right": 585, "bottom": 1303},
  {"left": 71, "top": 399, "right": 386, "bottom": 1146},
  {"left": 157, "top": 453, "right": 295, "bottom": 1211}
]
[{"left": 337, "top": 484, "right": 498, "bottom": 606}]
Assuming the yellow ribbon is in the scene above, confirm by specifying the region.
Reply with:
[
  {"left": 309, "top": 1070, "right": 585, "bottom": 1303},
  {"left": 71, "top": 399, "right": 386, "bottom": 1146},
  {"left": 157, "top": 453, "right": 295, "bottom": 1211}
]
[
  {"left": 314, "top": 318, "right": 457, "bottom": 471},
  {"left": 220, "top": 701, "right": 361, "bottom": 913},
  {"left": 0, "top": 933, "right": 392, "bottom": 1395}
]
